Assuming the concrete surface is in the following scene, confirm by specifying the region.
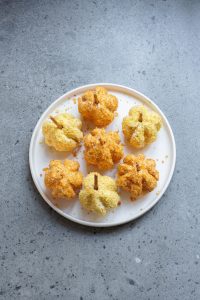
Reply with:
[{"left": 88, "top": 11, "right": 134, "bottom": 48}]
[{"left": 0, "top": 0, "right": 200, "bottom": 299}]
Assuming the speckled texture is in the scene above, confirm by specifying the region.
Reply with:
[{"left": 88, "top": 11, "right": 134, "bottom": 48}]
[{"left": 0, "top": 0, "right": 200, "bottom": 299}]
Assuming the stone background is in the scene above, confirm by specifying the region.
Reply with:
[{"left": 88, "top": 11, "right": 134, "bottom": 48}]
[{"left": 1, "top": 0, "right": 200, "bottom": 299}]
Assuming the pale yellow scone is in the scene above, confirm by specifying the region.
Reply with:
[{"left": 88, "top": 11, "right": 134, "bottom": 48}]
[
  {"left": 83, "top": 128, "right": 123, "bottom": 170},
  {"left": 44, "top": 160, "right": 83, "bottom": 199},
  {"left": 78, "top": 86, "right": 118, "bottom": 127},
  {"left": 122, "top": 105, "right": 162, "bottom": 148},
  {"left": 42, "top": 113, "right": 83, "bottom": 152},
  {"left": 117, "top": 154, "right": 159, "bottom": 200},
  {"left": 79, "top": 172, "right": 120, "bottom": 216}
]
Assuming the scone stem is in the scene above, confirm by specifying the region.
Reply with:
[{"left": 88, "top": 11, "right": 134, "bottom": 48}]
[
  {"left": 94, "top": 174, "right": 98, "bottom": 190},
  {"left": 50, "top": 116, "right": 63, "bottom": 129}
]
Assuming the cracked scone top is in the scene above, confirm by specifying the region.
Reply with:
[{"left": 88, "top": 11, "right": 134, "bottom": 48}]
[
  {"left": 83, "top": 128, "right": 124, "bottom": 170},
  {"left": 79, "top": 172, "right": 120, "bottom": 215},
  {"left": 78, "top": 86, "right": 118, "bottom": 127},
  {"left": 42, "top": 113, "right": 83, "bottom": 152},
  {"left": 122, "top": 105, "right": 162, "bottom": 148},
  {"left": 44, "top": 160, "right": 83, "bottom": 199},
  {"left": 117, "top": 154, "right": 159, "bottom": 200}
]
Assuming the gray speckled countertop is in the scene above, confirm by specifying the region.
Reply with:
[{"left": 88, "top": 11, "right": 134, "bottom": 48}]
[{"left": 1, "top": 0, "right": 200, "bottom": 299}]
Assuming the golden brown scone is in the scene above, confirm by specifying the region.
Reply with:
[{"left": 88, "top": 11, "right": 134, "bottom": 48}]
[
  {"left": 122, "top": 105, "right": 162, "bottom": 148},
  {"left": 42, "top": 113, "right": 83, "bottom": 152},
  {"left": 83, "top": 128, "right": 123, "bottom": 170},
  {"left": 44, "top": 160, "right": 83, "bottom": 199},
  {"left": 117, "top": 154, "right": 159, "bottom": 200},
  {"left": 78, "top": 86, "right": 118, "bottom": 127},
  {"left": 79, "top": 172, "right": 120, "bottom": 215}
]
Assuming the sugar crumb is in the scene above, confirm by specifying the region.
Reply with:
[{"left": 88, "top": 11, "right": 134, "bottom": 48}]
[{"left": 114, "top": 112, "right": 118, "bottom": 117}]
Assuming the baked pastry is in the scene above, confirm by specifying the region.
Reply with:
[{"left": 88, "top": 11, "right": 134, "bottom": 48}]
[
  {"left": 78, "top": 86, "right": 118, "bottom": 127},
  {"left": 42, "top": 113, "right": 83, "bottom": 152},
  {"left": 83, "top": 128, "right": 123, "bottom": 170},
  {"left": 79, "top": 172, "right": 120, "bottom": 215},
  {"left": 44, "top": 160, "right": 83, "bottom": 199},
  {"left": 122, "top": 105, "right": 162, "bottom": 148},
  {"left": 117, "top": 154, "right": 159, "bottom": 200}
]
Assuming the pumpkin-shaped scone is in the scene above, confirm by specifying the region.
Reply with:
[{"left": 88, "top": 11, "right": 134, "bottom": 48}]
[
  {"left": 79, "top": 172, "right": 120, "bottom": 215},
  {"left": 83, "top": 128, "right": 123, "bottom": 170},
  {"left": 44, "top": 160, "right": 83, "bottom": 199},
  {"left": 117, "top": 154, "right": 159, "bottom": 200},
  {"left": 78, "top": 86, "right": 118, "bottom": 127},
  {"left": 122, "top": 105, "right": 162, "bottom": 148},
  {"left": 42, "top": 113, "right": 83, "bottom": 152}
]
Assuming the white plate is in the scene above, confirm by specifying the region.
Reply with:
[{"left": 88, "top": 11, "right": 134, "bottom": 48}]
[{"left": 29, "top": 83, "right": 176, "bottom": 227}]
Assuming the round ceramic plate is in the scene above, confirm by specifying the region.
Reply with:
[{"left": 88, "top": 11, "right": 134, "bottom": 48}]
[{"left": 29, "top": 83, "right": 176, "bottom": 227}]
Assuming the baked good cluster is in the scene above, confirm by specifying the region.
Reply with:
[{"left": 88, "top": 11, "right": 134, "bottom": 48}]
[{"left": 42, "top": 86, "right": 162, "bottom": 216}]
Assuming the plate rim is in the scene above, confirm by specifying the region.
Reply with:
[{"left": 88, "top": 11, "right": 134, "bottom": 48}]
[{"left": 29, "top": 83, "right": 176, "bottom": 227}]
